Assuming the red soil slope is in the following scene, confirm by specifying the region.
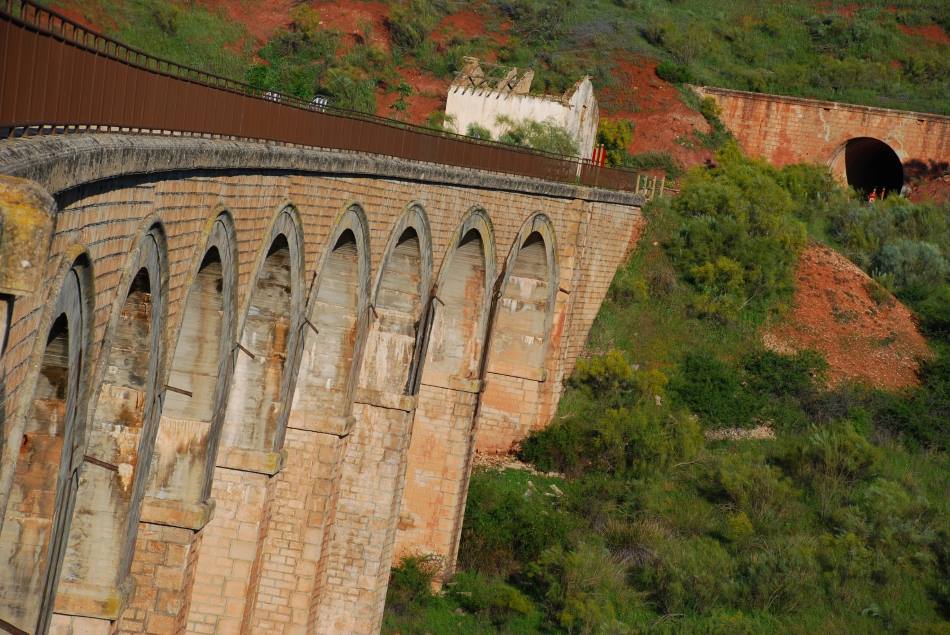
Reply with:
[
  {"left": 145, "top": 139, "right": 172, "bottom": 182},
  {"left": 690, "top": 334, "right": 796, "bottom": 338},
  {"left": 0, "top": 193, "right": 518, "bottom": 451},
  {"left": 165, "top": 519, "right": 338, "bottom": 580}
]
[
  {"left": 764, "top": 244, "right": 931, "bottom": 390},
  {"left": 599, "top": 57, "right": 714, "bottom": 170},
  {"left": 898, "top": 23, "right": 950, "bottom": 46}
]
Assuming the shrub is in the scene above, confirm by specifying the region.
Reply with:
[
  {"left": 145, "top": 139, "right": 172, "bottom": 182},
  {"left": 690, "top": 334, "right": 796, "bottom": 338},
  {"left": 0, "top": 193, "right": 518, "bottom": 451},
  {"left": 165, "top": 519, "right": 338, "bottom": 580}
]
[
  {"left": 873, "top": 239, "right": 948, "bottom": 299},
  {"left": 740, "top": 534, "right": 821, "bottom": 612},
  {"left": 623, "top": 151, "right": 684, "bottom": 179},
  {"left": 465, "top": 122, "right": 492, "bottom": 140},
  {"left": 779, "top": 422, "right": 880, "bottom": 484},
  {"left": 596, "top": 119, "right": 633, "bottom": 167},
  {"left": 385, "top": 555, "right": 442, "bottom": 616},
  {"left": 666, "top": 144, "right": 807, "bottom": 321},
  {"left": 448, "top": 572, "right": 539, "bottom": 627},
  {"left": 670, "top": 350, "right": 757, "bottom": 428},
  {"left": 634, "top": 535, "right": 737, "bottom": 613},
  {"left": 741, "top": 349, "right": 827, "bottom": 404},
  {"left": 496, "top": 115, "right": 579, "bottom": 156},
  {"left": 387, "top": 0, "right": 445, "bottom": 50},
  {"left": 656, "top": 60, "right": 695, "bottom": 84},
  {"left": 526, "top": 541, "right": 646, "bottom": 632},
  {"left": 568, "top": 351, "right": 637, "bottom": 403},
  {"left": 457, "top": 470, "right": 576, "bottom": 577},
  {"left": 521, "top": 405, "right": 702, "bottom": 478},
  {"left": 703, "top": 453, "right": 799, "bottom": 532}
]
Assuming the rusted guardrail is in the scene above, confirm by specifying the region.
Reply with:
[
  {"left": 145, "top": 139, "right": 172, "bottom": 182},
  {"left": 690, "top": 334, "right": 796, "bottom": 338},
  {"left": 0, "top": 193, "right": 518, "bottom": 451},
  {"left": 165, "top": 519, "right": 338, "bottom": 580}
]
[{"left": 0, "top": 0, "right": 662, "bottom": 194}]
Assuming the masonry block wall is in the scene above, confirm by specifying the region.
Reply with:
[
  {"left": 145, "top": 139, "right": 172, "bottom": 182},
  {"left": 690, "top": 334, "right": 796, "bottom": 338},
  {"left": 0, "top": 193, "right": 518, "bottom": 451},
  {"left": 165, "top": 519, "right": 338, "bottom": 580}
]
[
  {"left": 696, "top": 86, "right": 950, "bottom": 177},
  {"left": 0, "top": 135, "right": 642, "bottom": 635}
]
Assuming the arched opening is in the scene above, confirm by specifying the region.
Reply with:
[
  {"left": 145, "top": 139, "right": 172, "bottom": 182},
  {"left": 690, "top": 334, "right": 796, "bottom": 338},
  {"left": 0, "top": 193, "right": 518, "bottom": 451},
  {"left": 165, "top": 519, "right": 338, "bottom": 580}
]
[
  {"left": 309, "top": 223, "right": 427, "bottom": 632},
  {"left": 421, "top": 230, "right": 488, "bottom": 385},
  {"left": 845, "top": 137, "right": 903, "bottom": 197},
  {"left": 222, "top": 235, "right": 293, "bottom": 452},
  {"left": 288, "top": 230, "right": 362, "bottom": 425},
  {"left": 488, "top": 232, "right": 551, "bottom": 377},
  {"left": 0, "top": 261, "right": 88, "bottom": 634},
  {"left": 146, "top": 245, "right": 228, "bottom": 511},
  {"left": 396, "top": 221, "right": 492, "bottom": 565},
  {"left": 57, "top": 259, "right": 162, "bottom": 615},
  {"left": 360, "top": 228, "right": 424, "bottom": 394}
]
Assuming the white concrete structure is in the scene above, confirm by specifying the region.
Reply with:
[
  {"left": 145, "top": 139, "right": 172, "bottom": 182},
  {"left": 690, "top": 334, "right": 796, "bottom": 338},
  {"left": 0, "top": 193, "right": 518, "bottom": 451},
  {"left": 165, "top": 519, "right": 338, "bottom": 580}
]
[{"left": 445, "top": 58, "right": 599, "bottom": 159}]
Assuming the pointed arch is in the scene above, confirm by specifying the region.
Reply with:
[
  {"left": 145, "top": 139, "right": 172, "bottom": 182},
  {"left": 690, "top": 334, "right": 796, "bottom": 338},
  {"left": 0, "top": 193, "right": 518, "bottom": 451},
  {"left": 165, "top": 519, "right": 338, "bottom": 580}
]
[
  {"left": 56, "top": 222, "right": 168, "bottom": 619},
  {"left": 358, "top": 203, "right": 433, "bottom": 396},
  {"left": 486, "top": 213, "right": 559, "bottom": 380},
  {"left": 143, "top": 211, "right": 237, "bottom": 527},
  {"left": 419, "top": 207, "right": 496, "bottom": 390},
  {"left": 287, "top": 204, "right": 371, "bottom": 434},
  {"left": 396, "top": 207, "right": 496, "bottom": 565},
  {"left": 0, "top": 250, "right": 93, "bottom": 634},
  {"left": 218, "top": 206, "right": 304, "bottom": 470}
]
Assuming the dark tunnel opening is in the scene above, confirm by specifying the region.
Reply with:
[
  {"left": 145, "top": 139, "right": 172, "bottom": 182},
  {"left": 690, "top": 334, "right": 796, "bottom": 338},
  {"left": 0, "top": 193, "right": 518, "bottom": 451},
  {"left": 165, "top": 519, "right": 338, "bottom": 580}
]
[{"left": 845, "top": 137, "right": 904, "bottom": 197}]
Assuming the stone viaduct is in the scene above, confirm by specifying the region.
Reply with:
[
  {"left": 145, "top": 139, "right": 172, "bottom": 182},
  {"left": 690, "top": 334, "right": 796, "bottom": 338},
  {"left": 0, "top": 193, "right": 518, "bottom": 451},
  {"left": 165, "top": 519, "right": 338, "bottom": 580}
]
[
  {"left": 696, "top": 86, "right": 950, "bottom": 196},
  {"left": 0, "top": 134, "right": 642, "bottom": 634}
]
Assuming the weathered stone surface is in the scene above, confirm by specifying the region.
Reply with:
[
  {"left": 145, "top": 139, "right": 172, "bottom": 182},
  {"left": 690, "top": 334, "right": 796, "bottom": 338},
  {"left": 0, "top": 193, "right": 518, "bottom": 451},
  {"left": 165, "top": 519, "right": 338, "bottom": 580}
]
[{"left": 0, "top": 134, "right": 642, "bottom": 634}]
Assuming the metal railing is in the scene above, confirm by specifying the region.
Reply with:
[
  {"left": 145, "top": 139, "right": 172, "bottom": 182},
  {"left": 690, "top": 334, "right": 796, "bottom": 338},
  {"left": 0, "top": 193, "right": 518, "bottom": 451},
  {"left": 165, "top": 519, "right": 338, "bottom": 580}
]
[{"left": 0, "top": 0, "right": 657, "bottom": 194}]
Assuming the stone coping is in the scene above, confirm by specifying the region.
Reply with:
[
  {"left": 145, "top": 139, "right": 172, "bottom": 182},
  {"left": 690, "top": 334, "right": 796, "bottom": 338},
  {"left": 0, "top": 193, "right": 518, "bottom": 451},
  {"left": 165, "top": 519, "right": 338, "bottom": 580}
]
[
  {"left": 139, "top": 497, "right": 215, "bottom": 530},
  {"left": 216, "top": 447, "right": 286, "bottom": 475},
  {"left": 0, "top": 134, "right": 645, "bottom": 207}
]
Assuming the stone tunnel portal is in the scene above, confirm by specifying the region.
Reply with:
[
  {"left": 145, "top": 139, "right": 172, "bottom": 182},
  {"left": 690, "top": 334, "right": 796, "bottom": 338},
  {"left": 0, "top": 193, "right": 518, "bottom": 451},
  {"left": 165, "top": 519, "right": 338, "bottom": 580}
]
[{"left": 844, "top": 137, "right": 904, "bottom": 197}]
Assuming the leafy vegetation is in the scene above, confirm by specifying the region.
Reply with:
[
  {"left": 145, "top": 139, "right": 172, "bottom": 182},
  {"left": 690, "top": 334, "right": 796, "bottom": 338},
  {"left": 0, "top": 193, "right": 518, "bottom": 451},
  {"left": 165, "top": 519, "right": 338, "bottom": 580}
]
[
  {"left": 384, "top": 149, "right": 950, "bottom": 633},
  {"left": 495, "top": 116, "right": 580, "bottom": 156}
]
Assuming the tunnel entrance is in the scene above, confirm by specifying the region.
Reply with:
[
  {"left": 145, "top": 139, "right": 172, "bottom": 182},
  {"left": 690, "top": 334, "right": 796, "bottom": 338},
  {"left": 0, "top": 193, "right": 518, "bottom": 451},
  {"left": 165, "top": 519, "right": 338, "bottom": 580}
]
[{"left": 845, "top": 137, "right": 903, "bottom": 197}]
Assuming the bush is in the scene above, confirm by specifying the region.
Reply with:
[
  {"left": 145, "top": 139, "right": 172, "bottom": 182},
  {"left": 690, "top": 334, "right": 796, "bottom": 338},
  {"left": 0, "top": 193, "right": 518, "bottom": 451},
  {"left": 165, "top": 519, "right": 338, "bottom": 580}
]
[
  {"left": 385, "top": 555, "right": 442, "bottom": 616},
  {"left": 465, "top": 122, "right": 492, "bottom": 140},
  {"left": 670, "top": 350, "right": 758, "bottom": 428},
  {"left": 387, "top": 0, "right": 444, "bottom": 50},
  {"left": 656, "top": 60, "right": 695, "bottom": 84},
  {"left": 623, "top": 151, "right": 684, "bottom": 179},
  {"left": 779, "top": 421, "right": 880, "bottom": 484},
  {"left": 526, "top": 541, "right": 646, "bottom": 632},
  {"left": 666, "top": 144, "right": 807, "bottom": 321},
  {"left": 457, "top": 470, "right": 576, "bottom": 577},
  {"left": 596, "top": 119, "right": 633, "bottom": 167},
  {"left": 873, "top": 239, "right": 948, "bottom": 299},
  {"left": 634, "top": 535, "right": 737, "bottom": 613},
  {"left": 448, "top": 572, "right": 539, "bottom": 627},
  {"left": 496, "top": 115, "right": 579, "bottom": 156},
  {"left": 703, "top": 452, "right": 800, "bottom": 532}
]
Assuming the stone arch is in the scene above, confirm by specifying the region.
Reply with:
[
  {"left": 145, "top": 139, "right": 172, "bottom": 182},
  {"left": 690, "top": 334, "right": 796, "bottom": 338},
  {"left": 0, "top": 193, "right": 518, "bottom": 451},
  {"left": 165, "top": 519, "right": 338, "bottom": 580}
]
[
  {"left": 287, "top": 203, "right": 371, "bottom": 433},
  {"left": 359, "top": 203, "right": 433, "bottom": 396},
  {"left": 472, "top": 213, "right": 559, "bottom": 458},
  {"left": 0, "top": 250, "right": 94, "bottom": 635},
  {"left": 486, "top": 213, "right": 559, "bottom": 380},
  {"left": 419, "top": 208, "right": 496, "bottom": 389},
  {"left": 142, "top": 211, "right": 238, "bottom": 528},
  {"left": 307, "top": 205, "right": 433, "bottom": 633},
  {"left": 831, "top": 137, "right": 904, "bottom": 196},
  {"left": 395, "top": 207, "right": 495, "bottom": 567},
  {"left": 218, "top": 206, "right": 304, "bottom": 470},
  {"left": 56, "top": 222, "right": 168, "bottom": 619}
]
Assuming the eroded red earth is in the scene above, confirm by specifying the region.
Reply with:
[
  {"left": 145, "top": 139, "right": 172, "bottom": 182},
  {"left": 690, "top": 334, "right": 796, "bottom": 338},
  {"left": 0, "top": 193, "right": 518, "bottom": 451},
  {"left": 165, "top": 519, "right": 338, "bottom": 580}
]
[
  {"left": 599, "top": 57, "right": 714, "bottom": 171},
  {"left": 764, "top": 244, "right": 931, "bottom": 390}
]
